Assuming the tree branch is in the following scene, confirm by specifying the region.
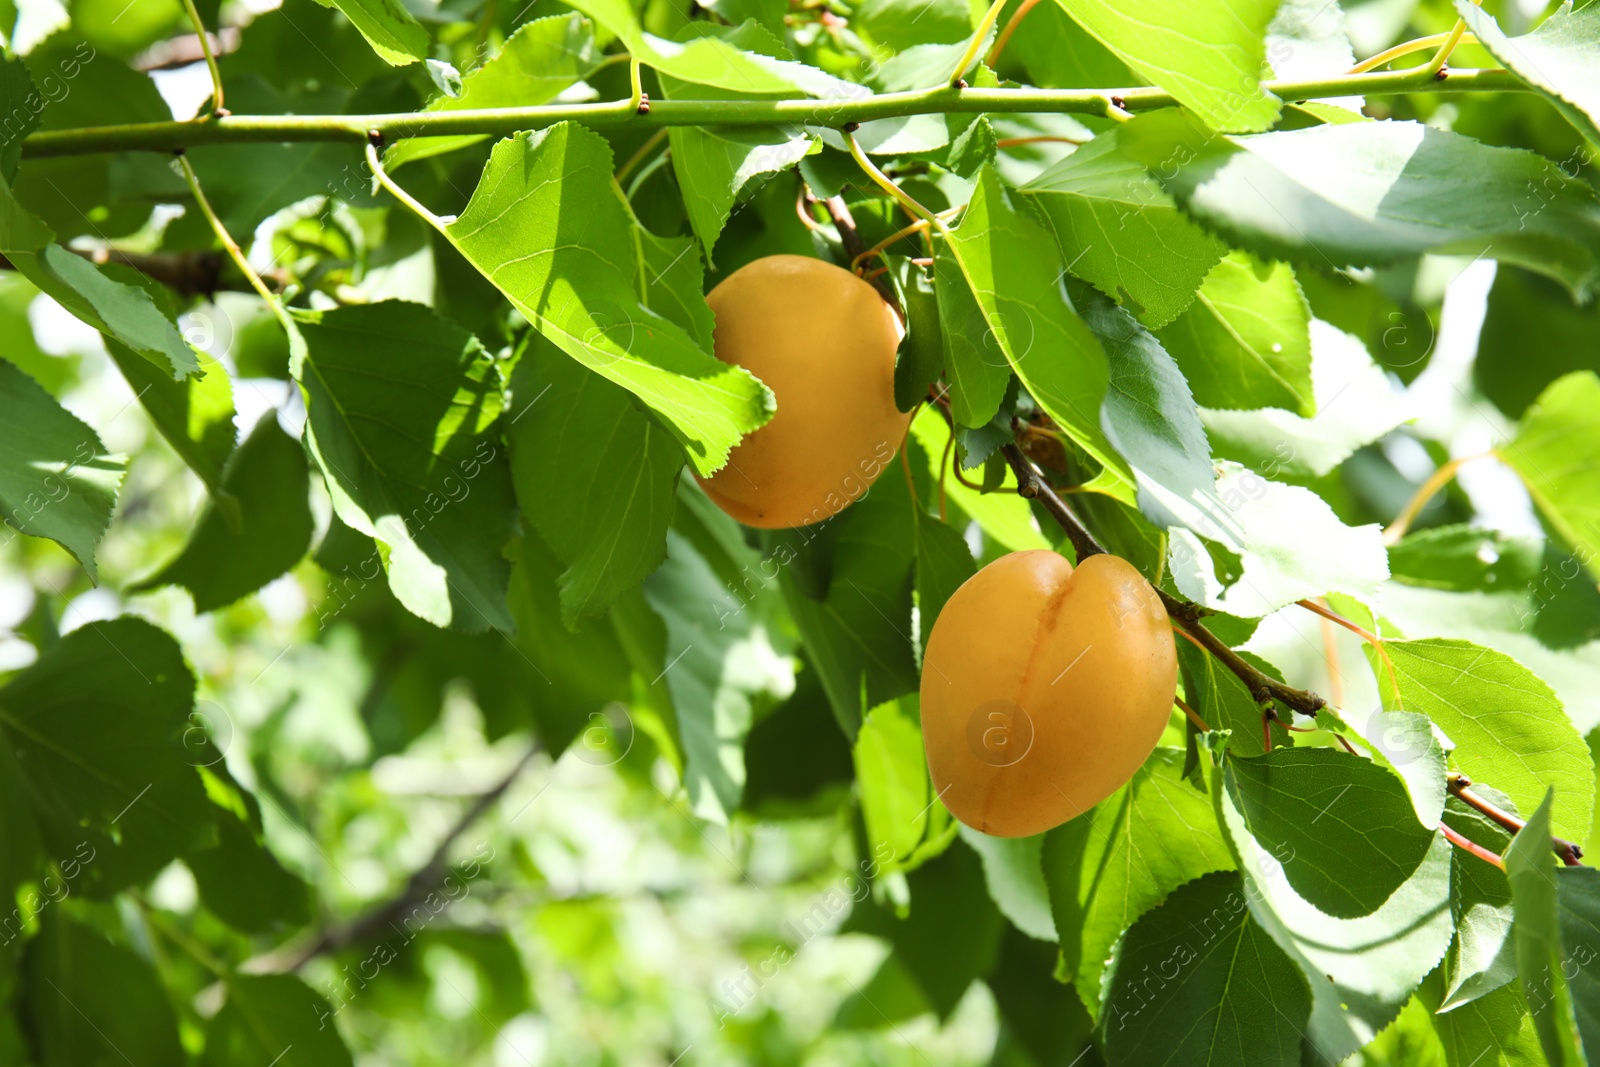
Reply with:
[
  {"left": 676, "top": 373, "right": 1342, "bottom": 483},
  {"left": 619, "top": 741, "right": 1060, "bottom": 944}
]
[
  {"left": 0, "top": 247, "right": 242, "bottom": 298},
  {"left": 1000, "top": 439, "right": 1327, "bottom": 716},
  {"left": 249, "top": 744, "right": 541, "bottom": 973},
  {"left": 19, "top": 67, "right": 1524, "bottom": 158}
]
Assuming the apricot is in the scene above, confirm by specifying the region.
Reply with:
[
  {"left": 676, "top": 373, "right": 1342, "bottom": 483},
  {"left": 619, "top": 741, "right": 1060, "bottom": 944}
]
[
  {"left": 698, "top": 254, "right": 910, "bottom": 529},
  {"left": 920, "top": 550, "right": 1177, "bottom": 837}
]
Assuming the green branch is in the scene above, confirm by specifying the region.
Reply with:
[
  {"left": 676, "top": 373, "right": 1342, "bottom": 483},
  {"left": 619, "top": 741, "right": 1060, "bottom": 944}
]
[{"left": 21, "top": 66, "right": 1523, "bottom": 158}]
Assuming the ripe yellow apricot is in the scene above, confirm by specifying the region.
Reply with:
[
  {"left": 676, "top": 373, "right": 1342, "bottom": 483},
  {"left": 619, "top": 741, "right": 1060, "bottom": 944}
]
[
  {"left": 698, "top": 254, "right": 909, "bottom": 529},
  {"left": 920, "top": 550, "right": 1177, "bottom": 837}
]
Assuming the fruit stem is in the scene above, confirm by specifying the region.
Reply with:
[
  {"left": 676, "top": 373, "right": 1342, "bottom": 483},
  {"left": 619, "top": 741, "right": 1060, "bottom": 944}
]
[{"left": 1175, "top": 696, "right": 1209, "bottom": 732}]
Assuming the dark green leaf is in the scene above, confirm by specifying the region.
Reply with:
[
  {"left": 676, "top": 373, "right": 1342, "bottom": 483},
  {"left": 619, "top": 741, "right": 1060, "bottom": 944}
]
[
  {"left": 1476, "top": 266, "right": 1600, "bottom": 420},
  {"left": 1225, "top": 748, "right": 1435, "bottom": 918},
  {"left": 1389, "top": 525, "right": 1544, "bottom": 593},
  {"left": 854, "top": 694, "right": 956, "bottom": 873},
  {"left": 508, "top": 334, "right": 684, "bottom": 626},
  {"left": 913, "top": 509, "right": 974, "bottom": 643},
  {"left": 0, "top": 618, "right": 214, "bottom": 898},
  {"left": 1044, "top": 748, "right": 1233, "bottom": 1013},
  {"left": 104, "top": 339, "right": 236, "bottom": 505},
  {"left": 23, "top": 915, "right": 183, "bottom": 1067},
  {"left": 129, "top": 417, "right": 313, "bottom": 613},
  {"left": 1100, "top": 869, "right": 1310, "bottom": 1065},
  {"left": 890, "top": 255, "right": 944, "bottom": 412},
  {"left": 202, "top": 974, "right": 355, "bottom": 1066}
]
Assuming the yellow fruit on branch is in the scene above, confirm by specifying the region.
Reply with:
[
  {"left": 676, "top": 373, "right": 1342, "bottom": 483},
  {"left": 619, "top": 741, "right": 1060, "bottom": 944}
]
[
  {"left": 920, "top": 550, "right": 1178, "bottom": 837},
  {"left": 697, "top": 254, "right": 910, "bottom": 529}
]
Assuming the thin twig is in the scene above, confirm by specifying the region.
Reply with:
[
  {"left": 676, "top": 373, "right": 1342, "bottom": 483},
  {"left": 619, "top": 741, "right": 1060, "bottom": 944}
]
[
  {"left": 1450, "top": 776, "right": 1583, "bottom": 866},
  {"left": 252, "top": 744, "right": 541, "bottom": 973},
  {"left": 177, "top": 154, "right": 292, "bottom": 335},
  {"left": 1440, "top": 822, "right": 1506, "bottom": 870},
  {"left": 614, "top": 128, "right": 668, "bottom": 185}
]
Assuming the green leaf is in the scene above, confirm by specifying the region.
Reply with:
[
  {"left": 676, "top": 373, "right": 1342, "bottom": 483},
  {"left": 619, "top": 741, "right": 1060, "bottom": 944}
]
[
  {"left": 506, "top": 534, "right": 634, "bottom": 757},
  {"left": 23, "top": 915, "right": 183, "bottom": 1067},
  {"left": 890, "top": 256, "right": 944, "bottom": 412},
  {"left": 642, "top": 531, "right": 793, "bottom": 821},
  {"left": 656, "top": 24, "right": 818, "bottom": 262},
  {"left": 1476, "top": 267, "right": 1600, "bottom": 420},
  {"left": 845, "top": 839, "right": 1004, "bottom": 1020},
  {"left": 774, "top": 475, "right": 919, "bottom": 736},
  {"left": 1220, "top": 776, "right": 1456, "bottom": 1062},
  {"left": 933, "top": 241, "right": 1011, "bottom": 428},
  {"left": 1124, "top": 112, "right": 1600, "bottom": 301},
  {"left": 1503, "top": 791, "right": 1584, "bottom": 1065},
  {"left": 385, "top": 14, "right": 601, "bottom": 169},
  {"left": 1375, "top": 638, "right": 1594, "bottom": 844},
  {"left": 1389, "top": 525, "right": 1544, "bottom": 594},
  {"left": 1555, "top": 865, "right": 1600, "bottom": 1055},
  {"left": 105, "top": 339, "right": 236, "bottom": 504},
  {"left": 1044, "top": 748, "right": 1234, "bottom": 1014},
  {"left": 0, "top": 618, "right": 215, "bottom": 898},
  {"left": 854, "top": 695, "right": 956, "bottom": 873},
  {"left": 293, "top": 300, "right": 518, "bottom": 632},
  {"left": 1431, "top": 981, "right": 1548, "bottom": 1067},
  {"left": 0, "top": 52, "right": 37, "bottom": 183},
  {"left": 1458, "top": 1, "right": 1600, "bottom": 150},
  {"left": 1225, "top": 748, "right": 1436, "bottom": 919},
  {"left": 310, "top": 0, "right": 427, "bottom": 64},
  {"left": 564, "top": 0, "right": 860, "bottom": 94},
  {"left": 1178, "top": 639, "right": 1282, "bottom": 758},
  {"left": 1052, "top": 0, "right": 1282, "bottom": 131},
  {"left": 668, "top": 124, "right": 814, "bottom": 263},
  {"left": 508, "top": 334, "right": 684, "bottom": 627},
  {"left": 1021, "top": 129, "right": 1225, "bottom": 328},
  {"left": 908, "top": 407, "right": 1051, "bottom": 553},
  {"left": 1202, "top": 318, "right": 1409, "bottom": 478},
  {"left": 1320, "top": 704, "right": 1450, "bottom": 830},
  {"left": 128, "top": 416, "right": 311, "bottom": 612},
  {"left": 1155, "top": 252, "right": 1315, "bottom": 415},
  {"left": 1501, "top": 371, "right": 1600, "bottom": 582},
  {"left": 1100, "top": 869, "right": 1311, "bottom": 1064},
  {"left": 913, "top": 509, "right": 975, "bottom": 644},
  {"left": 187, "top": 805, "right": 313, "bottom": 935},
  {"left": 1167, "top": 461, "right": 1390, "bottom": 617},
  {"left": 1440, "top": 793, "right": 1518, "bottom": 1011},
  {"left": 202, "top": 975, "right": 355, "bottom": 1066},
  {"left": 6, "top": 244, "right": 200, "bottom": 380},
  {"left": 444, "top": 124, "right": 774, "bottom": 476},
  {"left": 960, "top": 826, "right": 1056, "bottom": 941},
  {"left": 0, "top": 357, "right": 124, "bottom": 581},
  {"left": 943, "top": 166, "right": 1135, "bottom": 503}
]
